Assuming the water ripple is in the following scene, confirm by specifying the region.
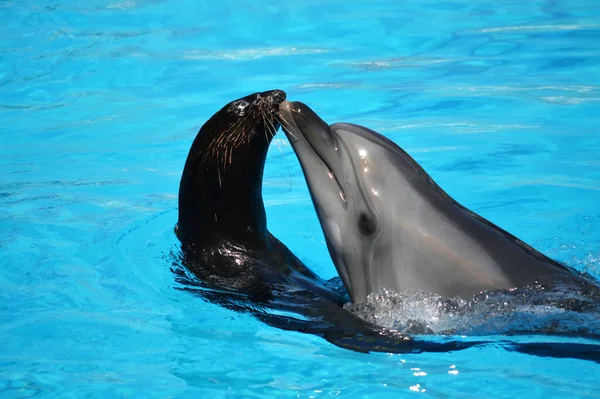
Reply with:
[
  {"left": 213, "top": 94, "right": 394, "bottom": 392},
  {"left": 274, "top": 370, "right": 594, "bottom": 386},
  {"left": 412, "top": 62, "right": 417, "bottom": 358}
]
[
  {"left": 182, "top": 47, "right": 334, "bottom": 61},
  {"left": 476, "top": 24, "right": 600, "bottom": 33}
]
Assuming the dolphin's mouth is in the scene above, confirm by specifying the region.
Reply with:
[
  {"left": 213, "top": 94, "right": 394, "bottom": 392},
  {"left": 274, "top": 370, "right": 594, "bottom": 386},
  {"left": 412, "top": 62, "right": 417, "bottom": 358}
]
[
  {"left": 325, "top": 164, "right": 346, "bottom": 204},
  {"left": 278, "top": 101, "right": 347, "bottom": 206},
  {"left": 316, "top": 155, "right": 346, "bottom": 205}
]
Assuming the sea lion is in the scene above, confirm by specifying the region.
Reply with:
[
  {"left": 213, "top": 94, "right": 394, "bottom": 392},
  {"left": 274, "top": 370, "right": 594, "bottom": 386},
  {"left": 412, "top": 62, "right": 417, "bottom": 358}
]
[{"left": 177, "top": 89, "right": 341, "bottom": 303}]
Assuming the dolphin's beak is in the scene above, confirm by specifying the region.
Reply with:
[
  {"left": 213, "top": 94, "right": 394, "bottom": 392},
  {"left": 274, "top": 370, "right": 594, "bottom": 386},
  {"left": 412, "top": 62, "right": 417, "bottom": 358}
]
[
  {"left": 278, "top": 101, "right": 345, "bottom": 193},
  {"left": 278, "top": 101, "right": 332, "bottom": 146},
  {"left": 278, "top": 100, "right": 352, "bottom": 298}
]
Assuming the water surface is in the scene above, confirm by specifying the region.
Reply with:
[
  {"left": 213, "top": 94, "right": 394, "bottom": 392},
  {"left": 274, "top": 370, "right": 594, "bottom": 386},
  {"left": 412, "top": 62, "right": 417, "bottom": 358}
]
[{"left": 1, "top": 0, "right": 599, "bottom": 397}]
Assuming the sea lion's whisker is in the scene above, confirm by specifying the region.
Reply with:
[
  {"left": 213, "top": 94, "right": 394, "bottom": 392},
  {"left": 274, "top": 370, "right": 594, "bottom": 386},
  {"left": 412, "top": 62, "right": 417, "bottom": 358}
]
[
  {"left": 260, "top": 113, "right": 271, "bottom": 145},
  {"left": 271, "top": 133, "right": 293, "bottom": 187},
  {"left": 275, "top": 113, "right": 294, "bottom": 130},
  {"left": 202, "top": 117, "right": 246, "bottom": 167},
  {"left": 261, "top": 111, "right": 292, "bottom": 187},
  {"left": 264, "top": 113, "right": 278, "bottom": 140},
  {"left": 275, "top": 114, "right": 299, "bottom": 141}
]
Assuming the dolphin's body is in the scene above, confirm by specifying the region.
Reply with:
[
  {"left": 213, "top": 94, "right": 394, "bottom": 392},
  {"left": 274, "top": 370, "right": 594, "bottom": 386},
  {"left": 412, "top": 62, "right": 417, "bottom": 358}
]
[{"left": 279, "top": 101, "right": 589, "bottom": 303}]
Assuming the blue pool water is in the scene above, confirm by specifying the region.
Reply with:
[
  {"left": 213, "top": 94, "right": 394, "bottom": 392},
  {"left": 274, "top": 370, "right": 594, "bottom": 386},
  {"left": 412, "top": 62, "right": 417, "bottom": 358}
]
[{"left": 1, "top": 0, "right": 600, "bottom": 397}]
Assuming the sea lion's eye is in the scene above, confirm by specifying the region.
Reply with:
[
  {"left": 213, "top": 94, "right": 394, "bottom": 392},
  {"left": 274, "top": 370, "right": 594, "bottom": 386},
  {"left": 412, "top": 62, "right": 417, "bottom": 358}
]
[
  {"left": 357, "top": 212, "right": 377, "bottom": 237},
  {"left": 229, "top": 100, "right": 249, "bottom": 116}
]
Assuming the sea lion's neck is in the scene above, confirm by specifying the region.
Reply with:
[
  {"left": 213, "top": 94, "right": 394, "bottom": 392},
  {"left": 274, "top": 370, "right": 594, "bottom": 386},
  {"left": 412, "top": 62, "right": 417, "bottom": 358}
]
[{"left": 178, "top": 128, "right": 271, "bottom": 250}]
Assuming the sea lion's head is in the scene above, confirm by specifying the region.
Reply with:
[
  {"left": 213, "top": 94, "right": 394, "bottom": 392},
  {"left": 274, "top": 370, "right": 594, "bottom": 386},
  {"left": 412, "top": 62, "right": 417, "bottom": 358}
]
[
  {"left": 198, "top": 89, "right": 286, "bottom": 170},
  {"left": 178, "top": 90, "right": 286, "bottom": 249}
]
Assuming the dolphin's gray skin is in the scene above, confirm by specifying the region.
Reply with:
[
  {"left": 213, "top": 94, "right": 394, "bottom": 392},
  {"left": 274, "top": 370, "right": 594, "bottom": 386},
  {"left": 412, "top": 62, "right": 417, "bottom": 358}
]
[{"left": 279, "top": 100, "right": 589, "bottom": 303}]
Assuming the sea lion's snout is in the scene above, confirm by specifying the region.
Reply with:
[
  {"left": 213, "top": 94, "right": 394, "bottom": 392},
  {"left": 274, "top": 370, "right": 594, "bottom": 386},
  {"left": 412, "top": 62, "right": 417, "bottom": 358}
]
[
  {"left": 254, "top": 89, "right": 286, "bottom": 108},
  {"left": 265, "top": 89, "right": 286, "bottom": 104}
]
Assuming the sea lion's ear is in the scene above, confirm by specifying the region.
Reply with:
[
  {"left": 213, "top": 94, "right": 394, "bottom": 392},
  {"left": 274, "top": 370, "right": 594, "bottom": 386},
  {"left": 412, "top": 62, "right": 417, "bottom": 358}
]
[{"left": 174, "top": 224, "right": 180, "bottom": 239}]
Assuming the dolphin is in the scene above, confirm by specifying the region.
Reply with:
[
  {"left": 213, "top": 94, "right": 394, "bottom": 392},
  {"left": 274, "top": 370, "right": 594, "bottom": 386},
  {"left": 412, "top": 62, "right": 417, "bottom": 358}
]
[{"left": 278, "top": 100, "right": 591, "bottom": 303}]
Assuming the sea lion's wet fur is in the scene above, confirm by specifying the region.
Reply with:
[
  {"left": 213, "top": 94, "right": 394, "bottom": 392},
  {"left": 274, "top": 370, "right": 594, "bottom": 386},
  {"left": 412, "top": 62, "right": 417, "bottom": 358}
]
[{"left": 177, "top": 90, "right": 315, "bottom": 297}]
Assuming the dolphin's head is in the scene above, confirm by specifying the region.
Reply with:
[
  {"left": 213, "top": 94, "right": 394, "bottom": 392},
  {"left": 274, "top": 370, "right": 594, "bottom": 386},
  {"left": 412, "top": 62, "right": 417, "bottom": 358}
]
[
  {"left": 279, "top": 101, "right": 419, "bottom": 302},
  {"left": 279, "top": 101, "right": 563, "bottom": 303}
]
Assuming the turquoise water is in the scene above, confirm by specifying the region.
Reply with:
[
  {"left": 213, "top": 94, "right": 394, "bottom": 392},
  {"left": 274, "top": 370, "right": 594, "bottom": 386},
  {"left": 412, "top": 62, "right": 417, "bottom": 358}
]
[{"left": 1, "top": 0, "right": 600, "bottom": 397}]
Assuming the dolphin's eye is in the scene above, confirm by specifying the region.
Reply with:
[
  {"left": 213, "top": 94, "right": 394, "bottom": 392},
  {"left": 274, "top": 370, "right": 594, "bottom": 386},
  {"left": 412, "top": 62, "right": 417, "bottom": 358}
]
[{"left": 357, "top": 212, "right": 377, "bottom": 237}]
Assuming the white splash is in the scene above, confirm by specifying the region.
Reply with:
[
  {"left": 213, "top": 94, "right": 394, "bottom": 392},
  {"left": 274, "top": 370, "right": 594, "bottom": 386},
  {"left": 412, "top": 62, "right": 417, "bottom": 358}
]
[{"left": 344, "top": 285, "right": 600, "bottom": 337}]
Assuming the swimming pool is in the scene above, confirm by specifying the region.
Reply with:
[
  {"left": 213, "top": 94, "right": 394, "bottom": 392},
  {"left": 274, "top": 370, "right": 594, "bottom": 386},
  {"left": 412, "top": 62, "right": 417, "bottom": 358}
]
[{"left": 1, "top": 0, "right": 599, "bottom": 397}]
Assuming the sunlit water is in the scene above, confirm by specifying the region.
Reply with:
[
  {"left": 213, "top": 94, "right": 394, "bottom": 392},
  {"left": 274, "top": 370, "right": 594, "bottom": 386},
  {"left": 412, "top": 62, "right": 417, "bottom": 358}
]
[{"left": 1, "top": 0, "right": 600, "bottom": 397}]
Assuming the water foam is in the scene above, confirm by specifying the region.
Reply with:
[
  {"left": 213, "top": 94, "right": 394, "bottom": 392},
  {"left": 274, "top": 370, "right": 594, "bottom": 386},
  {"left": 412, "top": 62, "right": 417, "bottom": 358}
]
[{"left": 344, "top": 284, "right": 600, "bottom": 338}]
